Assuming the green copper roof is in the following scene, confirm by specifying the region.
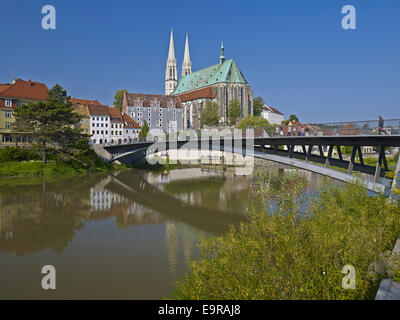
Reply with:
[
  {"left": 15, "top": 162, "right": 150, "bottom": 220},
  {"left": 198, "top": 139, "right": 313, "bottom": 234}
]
[{"left": 172, "top": 59, "right": 248, "bottom": 95}]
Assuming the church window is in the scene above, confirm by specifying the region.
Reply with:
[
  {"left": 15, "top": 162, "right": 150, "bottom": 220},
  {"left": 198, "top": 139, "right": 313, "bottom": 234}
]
[{"left": 240, "top": 87, "right": 244, "bottom": 117}]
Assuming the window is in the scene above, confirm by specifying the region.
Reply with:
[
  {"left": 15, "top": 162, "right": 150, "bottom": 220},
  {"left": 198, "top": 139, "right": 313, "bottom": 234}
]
[
  {"left": 92, "top": 130, "right": 95, "bottom": 134},
  {"left": 5, "top": 100, "right": 12, "bottom": 107},
  {"left": 5, "top": 122, "right": 11, "bottom": 129},
  {"left": 101, "top": 131, "right": 104, "bottom": 134},
  {"left": 111, "top": 131, "right": 114, "bottom": 135},
  {"left": 5, "top": 111, "right": 12, "bottom": 118},
  {"left": 97, "top": 130, "right": 99, "bottom": 134},
  {"left": 3, "top": 135, "right": 12, "bottom": 142},
  {"left": 111, "top": 124, "right": 114, "bottom": 128}
]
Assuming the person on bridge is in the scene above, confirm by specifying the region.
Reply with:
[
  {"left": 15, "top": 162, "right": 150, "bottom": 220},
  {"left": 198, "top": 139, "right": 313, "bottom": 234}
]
[{"left": 378, "top": 116, "right": 385, "bottom": 135}]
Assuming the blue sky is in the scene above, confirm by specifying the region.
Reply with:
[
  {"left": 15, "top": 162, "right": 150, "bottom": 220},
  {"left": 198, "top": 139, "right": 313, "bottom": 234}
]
[{"left": 0, "top": 0, "right": 399, "bottom": 122}]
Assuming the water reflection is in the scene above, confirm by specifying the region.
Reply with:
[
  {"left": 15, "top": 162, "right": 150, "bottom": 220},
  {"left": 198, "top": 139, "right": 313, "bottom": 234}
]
[{"left": 0, "top": 163, "right": 337, "bottom": 299}]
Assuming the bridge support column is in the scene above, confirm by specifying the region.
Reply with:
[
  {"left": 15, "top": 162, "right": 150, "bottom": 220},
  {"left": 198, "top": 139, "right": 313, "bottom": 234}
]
[
  {"left": 391, "top": 152, "right": 400, "bottom": 196},
  {"left": 347, "top": 145, "right": 357, "bottom": 175},
  {"left": 374, "top": 146, "right": 385, "bottom": 183},
  {"left": 325, "top": 146, "right": 333, "bottom": 168}
]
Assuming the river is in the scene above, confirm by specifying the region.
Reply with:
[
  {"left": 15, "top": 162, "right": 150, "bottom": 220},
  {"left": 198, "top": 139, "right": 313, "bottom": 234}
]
[{"left": 0, "top": 162, "right": 334, "bottom": 299}]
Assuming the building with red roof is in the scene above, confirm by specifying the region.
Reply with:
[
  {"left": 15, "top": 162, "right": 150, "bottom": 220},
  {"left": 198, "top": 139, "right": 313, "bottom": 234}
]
[
  {"left": 122, "top": 113, "right": 141, "bottom": 143},
  {"left": 0, "top": 79, "right": 49, "bottom": 146}
]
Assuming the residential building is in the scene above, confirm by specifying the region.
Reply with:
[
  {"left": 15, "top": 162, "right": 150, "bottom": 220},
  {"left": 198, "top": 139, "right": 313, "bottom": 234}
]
[
  {"left": 88, "top": 105, "right": 111, "bottom": 144},
  {"left": 122, "top": 113, "right": 141, "bottom": 143},
  {"left": 108, "top": 107, "right": 124, "bottom": 144},
  {"left": 70, "top": 98, "right": 108, "bottom": 138},
  {"left": 122, "top": 91, "right": 183, "bottom": 135},
  {"left": 261, "top": 105, "right": 284, "bottom": 125},
  {"left": 0, "top": 79, "right": 49, "bottom": 147}
]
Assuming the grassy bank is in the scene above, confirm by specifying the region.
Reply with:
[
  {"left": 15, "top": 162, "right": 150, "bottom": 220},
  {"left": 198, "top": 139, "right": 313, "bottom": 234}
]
[
  {"left": 0, "top": 146, "right": 121, "bottom": 186},
  {"left": 171, "top": 170, "right": 400, "bottom": 300}
]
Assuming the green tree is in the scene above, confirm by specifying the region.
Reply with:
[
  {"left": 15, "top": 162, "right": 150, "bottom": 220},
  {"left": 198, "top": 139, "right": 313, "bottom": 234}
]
[
  {"left": 253, "top": 96, "right": 264, "bottom": 117},
  {"left": 238, "top": 115, "right": 272, "bottom": 130},
  {"left": 139, "top": 120, "right": 149, "bottom": 141},
  {"left": 228, "top": 100, "right": 241, "bottom": 126},
  {"left": 113, "top": 89, "right": 126, "bottom": 112},
  {"left": 281, "top": 114, "right": 299, "bottom": 125},
  {"left": 12, "top": 84, "right": 82, "bottom": 164},
  {"left": 201, "top": 101, "right": 220, "bottom": 126}
]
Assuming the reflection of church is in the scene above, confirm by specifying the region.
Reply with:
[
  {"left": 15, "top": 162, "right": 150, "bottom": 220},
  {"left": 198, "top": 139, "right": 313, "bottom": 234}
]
[{"left": 165, "top": 29, "right": 253, "bottom": 129}]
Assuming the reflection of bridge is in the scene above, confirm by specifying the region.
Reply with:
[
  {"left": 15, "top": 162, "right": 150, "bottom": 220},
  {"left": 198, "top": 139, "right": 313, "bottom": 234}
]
[
  {"left": 103, "top": 135, "right": 400, "bottom": 193},
  {"left": 107, "top": 171, "right": 246, "bottom": 235}
]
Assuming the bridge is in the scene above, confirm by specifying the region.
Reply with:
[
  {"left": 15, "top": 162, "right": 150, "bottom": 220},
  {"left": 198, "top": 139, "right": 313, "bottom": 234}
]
[
  {"left": 100, "top": 133, "right": 400, "bottom": 195},
  {"left": 98, "top": 119, "right": 400, "bottom": 195}
]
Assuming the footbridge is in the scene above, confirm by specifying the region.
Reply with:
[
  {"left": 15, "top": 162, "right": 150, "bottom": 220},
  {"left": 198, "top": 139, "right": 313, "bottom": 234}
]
[{"left": 102, "top": 134, "right": 400, "bottom": 194}]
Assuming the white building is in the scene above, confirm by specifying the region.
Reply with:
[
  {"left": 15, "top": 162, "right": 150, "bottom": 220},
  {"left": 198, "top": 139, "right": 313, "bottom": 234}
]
[
  {"left": 122, "top": 113, "right": 141, "bottom": 143},
  {"left": 261, "top": 105, "right": 284, "bottom": 125},
  {"left": 88, "top": 105, "right": 111, "bottom": 144},
  {"left": 109, "top": 107, "right": 124, "bottom": 145}
]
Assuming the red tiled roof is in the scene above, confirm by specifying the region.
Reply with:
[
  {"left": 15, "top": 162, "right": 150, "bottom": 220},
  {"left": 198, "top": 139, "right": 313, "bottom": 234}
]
[
  {"left": 70, "top": 98, "right": 102, "bottom": 106},
  {"left": 263, "top": 105, "right": 283, "bottom": 115},
  {"left": 122, "top": 113, "right": 141, "bottom": 129},
  {"left": 87, "top": 105, "right": 110, "bottom": 117},
  {"left": 177, "top": 86, "right": 216, "bottom": 103},
  {"left": 108, "top": 107, "right": 123, "bottom": 122},
  {"left": 0, "top": 79, "right": 48, "bottom": 101},
  {"left": 124, "top": 92, "right": 181, "bottom": 111},
  {"left": 0, "top": 84, "right": 11, "bottom": 93}
]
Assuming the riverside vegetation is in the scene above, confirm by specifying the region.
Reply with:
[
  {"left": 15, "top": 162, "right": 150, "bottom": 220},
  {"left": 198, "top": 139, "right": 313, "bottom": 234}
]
[
  {"left": 171, "top": 168, "right": 400, "bottom": 300},
  {"left": 0, "top": 84, "right": 117, "bottom": 185}
]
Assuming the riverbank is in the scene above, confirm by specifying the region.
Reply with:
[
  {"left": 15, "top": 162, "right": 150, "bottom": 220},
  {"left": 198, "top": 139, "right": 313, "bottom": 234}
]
[
  {"left": 0, "top": 146, "right": 126, "bottom": 187},
  {"left": 171, "top": 169, "right": 400, "bottom": 300}
]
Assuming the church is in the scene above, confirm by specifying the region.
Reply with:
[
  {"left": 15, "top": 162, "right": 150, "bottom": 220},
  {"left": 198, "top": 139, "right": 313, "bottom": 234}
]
[{"left": 166, "top": 29, "right": 253, "bottom": 130}]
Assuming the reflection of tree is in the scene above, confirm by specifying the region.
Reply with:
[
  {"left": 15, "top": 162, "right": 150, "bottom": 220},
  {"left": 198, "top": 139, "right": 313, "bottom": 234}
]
[{"left": 0, "top": 174, "right": 105, "bottom": 256}]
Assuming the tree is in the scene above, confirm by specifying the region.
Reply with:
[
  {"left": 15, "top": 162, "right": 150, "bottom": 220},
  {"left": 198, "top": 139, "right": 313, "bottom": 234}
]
[
  {"left": 139, "top": 120, "right": 149, "bottom": 141},
  {"left": 238, "top": 115, "right": 272, "bottom": 130},
  {"left": 201, "top": 101, "right": 220, "bottom": 126},
  {"left": 228, "top": 100, "right": 241, "bottom": 126},
  {"left": 281, "top": 114, "right": 299, "bottom": 125},
  {"left": 253, "top": 97, "right": 264, "bottom": 117},
  {"left": 113, "top": 89, "right": 126, "bottom": 112},
  {"left": 12, "top": 84, "right": 82, "bottom": 164}
]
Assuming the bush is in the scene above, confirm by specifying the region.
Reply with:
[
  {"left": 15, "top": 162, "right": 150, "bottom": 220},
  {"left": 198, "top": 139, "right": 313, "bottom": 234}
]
[
  {"left": 238, "top": 115, "right": 273, "bottom": 130},
  {"left": 0, "top": 147, "right": 40, "bottom": 162},
  {"left": 171, "top": 170, "right": 400, "bottom": 300}
]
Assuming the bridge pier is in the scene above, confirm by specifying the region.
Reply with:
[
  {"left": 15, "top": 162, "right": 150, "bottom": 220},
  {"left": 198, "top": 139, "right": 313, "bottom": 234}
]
[
  {"left": 391, "top": 152, "right": 400, "bottom": 196},
  {"left": 347, "top": 145, "right": 357, "bottom": 175}
]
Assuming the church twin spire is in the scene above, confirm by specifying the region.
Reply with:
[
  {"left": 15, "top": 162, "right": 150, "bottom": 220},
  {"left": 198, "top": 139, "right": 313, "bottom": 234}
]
[
  {"left": 165, "top": 29, "right": 192, "bottom": 95},
  {"left": 181, "top": 33, "right": 192, "bottom": 78}
]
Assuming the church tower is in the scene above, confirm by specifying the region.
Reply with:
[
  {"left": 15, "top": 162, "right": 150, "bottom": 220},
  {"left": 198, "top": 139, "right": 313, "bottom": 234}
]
[
  {"left": 181, "top": 33, "right": 192, "bottom": 78},
  {"left": 165, "top": 28, "right": 178, "bottom": 95}
]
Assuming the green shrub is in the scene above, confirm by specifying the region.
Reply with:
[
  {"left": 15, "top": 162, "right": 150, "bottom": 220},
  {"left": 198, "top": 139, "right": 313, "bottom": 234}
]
[
  {"left": 0, "top": 147, "right": 40, "bottom": 162},
  {"left": 171, "top": 171, "right": 400, "bottom": 300}
]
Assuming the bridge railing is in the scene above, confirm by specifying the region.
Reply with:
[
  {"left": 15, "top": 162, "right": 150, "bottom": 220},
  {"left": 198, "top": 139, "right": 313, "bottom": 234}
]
[
  {"left": 99, "top": 119, "right": 400, "bottom": 147},
  {"left": 257, "top": 119, "right": 400, "bottom": 138}
]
